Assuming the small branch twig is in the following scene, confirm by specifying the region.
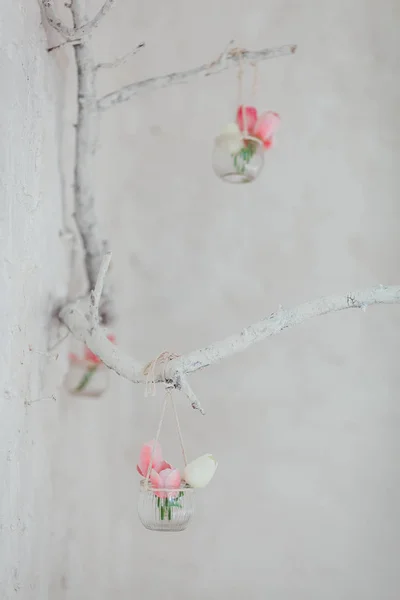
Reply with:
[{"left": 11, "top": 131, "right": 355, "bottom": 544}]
[
  {"left": 73, "top": 0, "right": 117, "bottom": 37},
  {"left": 178, "top": 376, "right": 205, "bottom": 415},
  {"left": 59, "top": 254, "right": 400, "bottom": 412},
  {"left": 97, "top": 43, "right": 297, "bottom": 111},
  {"left": 41, "top": 1, "right": 75, "bottom": 38},
  {"left": 48, "top": 39, "right": 82, "bottom": 53},
  {"left": 89, "top": 251, "right": 112, "bottom": 327},
  {"left": 42, "top": 0, "right": 116, "bottom": 40},
  {"left": 96, "top": 42, "right": 145, "bottom": 70},
  {"left": 81, "top": 0, "right": 116, "bottom": 31}
]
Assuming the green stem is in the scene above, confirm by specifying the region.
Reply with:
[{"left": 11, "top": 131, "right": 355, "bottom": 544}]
[
  {"left": 74, "top": 364, "right": 98, "bottom": 392},
  {"left": 233, "top": 143, "right": 257, "bottom": 175}
]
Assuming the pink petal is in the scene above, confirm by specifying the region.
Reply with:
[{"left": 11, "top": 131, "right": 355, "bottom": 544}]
[
  {"left": 164, "top": 468, "right": 181, "bottom": 498},
  {"left": 158, "top": 468, "right": 173, "bottom": 486},
  {"left": 150, "top": 469, "right": 166, "bottom": 498},
  {"left": 159, "top": 460, "right": 172, "bottom": 471},
  {"left": 236, "top": 105, "right": 258, "bottom": 135},
  {"left": 83, "top": 346, "right": 101, "bottom": 364},
  {"left": 137, "top": 440, "right": 163, "bottom": 477},
  {"left": 253, "top": 111, "right": 280, "bottom": 143},
  {"left": 263, "top": 137, "right": 275, "bottom": 150}
]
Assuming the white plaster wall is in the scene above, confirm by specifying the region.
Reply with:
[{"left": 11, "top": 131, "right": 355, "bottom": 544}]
[
  {"left": 3, "top": 0, "right": 400, "bottom": 598},
  {"left": 0, "top": 2, "right": 68, "bottom": 598}
]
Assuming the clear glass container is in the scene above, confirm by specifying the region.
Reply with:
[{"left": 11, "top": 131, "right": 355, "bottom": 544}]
[
  {"left": 212, "top": 135, "right": 264, "bottom": 183},
  {"left": 138, "top": 480, "right": 194, "bottom": 532},
  {"left": 64, "top": 359, "right": 109, "bottom": 397}
]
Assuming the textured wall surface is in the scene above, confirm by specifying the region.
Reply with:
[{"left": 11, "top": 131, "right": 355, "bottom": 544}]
[
  {"left": 2, "top": 0, "right": 400, "bottom": 598},
  {"left": 0, "top": 2, "right": 68, "bottom": 598}
]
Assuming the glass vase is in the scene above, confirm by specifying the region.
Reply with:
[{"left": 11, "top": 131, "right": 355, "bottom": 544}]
[
  {"left": 138, "top": 480, "right": 194, "bottom": 532},
  {"left": 212, "top": 135, "right": 264, "bottom": 183}
]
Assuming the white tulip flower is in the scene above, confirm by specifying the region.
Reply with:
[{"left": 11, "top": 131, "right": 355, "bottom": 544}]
[
  {"left": 183, "top": 454, "right": 218, "bottom": 488},
  {"left": 214, "top": 122, "right": 243, "bottom": 155}
]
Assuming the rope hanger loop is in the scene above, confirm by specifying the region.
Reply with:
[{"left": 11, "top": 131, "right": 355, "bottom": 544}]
[{"left": 143, "top": 352, "right": 188, "bottom": 491}]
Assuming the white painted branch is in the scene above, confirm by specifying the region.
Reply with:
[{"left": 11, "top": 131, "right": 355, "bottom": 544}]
[
  {"left": 67, "top": 0, "right": 114, "bottom": 322},
  {"left": 41, "top": 1, "right": 75, "bottom": 39},
  {"left": 42, "top": 0, "right": 117, "bottom": 40},
  {"left": 75, "top": 0, "right": 117, "bottom": 37},
  {"left": 176, "top": 286, "right": 400, "bottom": 375},
  {"left": 60, "top": 303, "right": 145, "bottom": 381},
  {"left": 96, "top": 43, "right": 145, "bottom": 70},
  {"left": 178, "top": 376, "right": 205, "bottom": 415},
  {"left": 89, "top": 251, "right": 112, "bottom": 326},
  {"left": 59, "top": 255, "right": 400, "bottom": 411},
  {"left": 97, "top": 43, "right": 297, "bottom": 111}
]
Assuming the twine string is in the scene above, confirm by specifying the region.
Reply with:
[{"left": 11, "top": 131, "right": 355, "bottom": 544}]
[
  {"left": 236, "top": 48, "right": 248, "bottom": 137},
  {"left": 252, "top": 61, "right": 259, "bottom": 106},
  {"left": 143, "top": 352, "right": 188, "bottom": 490}
]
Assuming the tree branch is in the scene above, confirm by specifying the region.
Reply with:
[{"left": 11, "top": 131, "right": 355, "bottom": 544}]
[
  {"left": 42, "top": 0, "right": 117, "bottom": 40},
  {"left": 41, "top": 1, "right": 75, "bottom": 39},
  {"left": 97, "top": 43, "right": 297, "bottom": 111},
  {"left": 95, "top": 42, "right": 145, "bottom": 70},
  {"left": 62, "top": 0, "right": 114, "bottom": 323},
  {"left": 75, "top": 0, "right": 117, "bottom": 37},
  {"left": 176, "top": 286, "right": 400, "bottom": 375},
  {"left": 59, "top": 255, "right": 400, "bottom": 411}
]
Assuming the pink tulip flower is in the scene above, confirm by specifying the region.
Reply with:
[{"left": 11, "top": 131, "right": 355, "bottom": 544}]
[
  {"left": 150, "top": 468, "right": 182, "bottom": 498},
  {"left": 136, "top": 440, "right": 171, "bottom": 477},
  {"left": 236, "top": 105, "right": 258, "bottom": 135},
  {"left": 253, "top": 111, "right": 281, "bottom": 149},
  {"left": 236, "top": 105, "right": 281, "bottom": 150}
]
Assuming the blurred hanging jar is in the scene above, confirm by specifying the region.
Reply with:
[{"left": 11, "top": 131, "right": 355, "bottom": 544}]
[
  {"left": 212, "top": 106, "right": 280, "bottom": 183},
  {"left": 64, "top": 334, "right": 115, "bottom": 397}
]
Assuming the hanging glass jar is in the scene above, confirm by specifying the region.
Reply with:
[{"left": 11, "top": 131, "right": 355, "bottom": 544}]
[
  {"left": 64, "top": 356, "right": 109, "bottom": 397},
  {"left": 212, "top": 132, "right": 264, "bottom": 183},
  {"left": 212, "top": 105, "right": 281, "bottom": 184},
  {"left": 64, "top": 334, "right": 115, "bottom": 397},
  {"left": 138, "top": 480, "right": 195, "bottom": 532}
]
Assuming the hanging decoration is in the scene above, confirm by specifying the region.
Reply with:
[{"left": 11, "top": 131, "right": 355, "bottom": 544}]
[
  {"left": 212, "top": 52, "right": 281, "bottom": 183},
  {"left": 65, "top": 333, "right": 116, "bottom": 396},
  {"left": 137, "top": 353, "right": 218, "bottom": 532}
]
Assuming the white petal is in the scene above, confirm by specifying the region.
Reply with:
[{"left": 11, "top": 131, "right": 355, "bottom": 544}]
[
  {"left": 220, "top": 122, "right": 241, "bottom": 135},
  {"left": 183, "top": 454, "right": 218, "bottom": 488},
  {"left": 215, "top": 132, "right": 243, "bottom": 155}
]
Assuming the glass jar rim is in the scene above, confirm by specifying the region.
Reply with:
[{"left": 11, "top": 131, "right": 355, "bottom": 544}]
[
  {"left": 140, "top": 479, "right": 194, "bottom": 493},
  {"left": 239, "top": 135, "right": 263, "bottom": 146}
]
